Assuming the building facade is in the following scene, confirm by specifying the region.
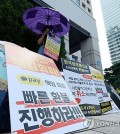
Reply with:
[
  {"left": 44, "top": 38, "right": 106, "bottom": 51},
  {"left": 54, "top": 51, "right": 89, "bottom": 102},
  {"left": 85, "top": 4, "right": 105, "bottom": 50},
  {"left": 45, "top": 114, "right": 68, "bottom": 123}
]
[
  {"left": 32, "top": 0, "right": 102, "bottom": 71},
  {"left": 101, "top": 0, "right": 120, "bottom": 64},
  {"left": 72, "top": 0, "right": 93, "bottom": 15}
]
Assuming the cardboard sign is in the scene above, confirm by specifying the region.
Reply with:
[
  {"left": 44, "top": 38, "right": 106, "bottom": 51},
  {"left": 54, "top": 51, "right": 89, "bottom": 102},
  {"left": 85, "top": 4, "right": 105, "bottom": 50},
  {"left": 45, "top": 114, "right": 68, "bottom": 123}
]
[
  {"left": 5, "top": 42, "right": 87, "bottom": 134},
  {"left": 62, "top": 59, "right": 101, "bottom": 116},
  {"left": 44, "top": 35, "right": 61, "bottom": 61}
]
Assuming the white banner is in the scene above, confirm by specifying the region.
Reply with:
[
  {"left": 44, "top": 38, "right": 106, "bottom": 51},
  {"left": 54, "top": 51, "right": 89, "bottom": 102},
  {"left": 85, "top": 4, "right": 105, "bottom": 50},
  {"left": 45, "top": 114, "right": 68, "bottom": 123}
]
[
  {"left": 89, "top": 66, "right": 112, "bottom": 113},
  {"left": 62, "top": 59, "right": 101, "bottom": 116},
  {"left": 5, "top": 42, "right": 87, "bottom": 134}
]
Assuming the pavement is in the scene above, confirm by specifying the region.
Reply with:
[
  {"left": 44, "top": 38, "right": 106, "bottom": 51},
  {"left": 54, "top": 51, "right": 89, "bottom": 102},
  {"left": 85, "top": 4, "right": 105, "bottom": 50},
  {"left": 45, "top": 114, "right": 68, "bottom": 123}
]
[
  {"left": 72, "top": 111, "right": 120, "bottom": 134},
  {"left": 3, "top": 112, "right": 120, "bottom": 134}
]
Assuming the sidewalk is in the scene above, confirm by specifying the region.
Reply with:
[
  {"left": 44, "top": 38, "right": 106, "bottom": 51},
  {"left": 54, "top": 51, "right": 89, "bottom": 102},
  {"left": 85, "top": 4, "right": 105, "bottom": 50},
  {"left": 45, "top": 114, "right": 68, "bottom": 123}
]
[{"left": 73, "top": 112, "right": 120, "bottom": 134}]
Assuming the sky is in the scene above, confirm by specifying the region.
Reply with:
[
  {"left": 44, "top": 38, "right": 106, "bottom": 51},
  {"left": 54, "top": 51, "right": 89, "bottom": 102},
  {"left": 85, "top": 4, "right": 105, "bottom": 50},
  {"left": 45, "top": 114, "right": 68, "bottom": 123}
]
[{"left": 91, "top": 0, "right": 112, "bottom": 70}]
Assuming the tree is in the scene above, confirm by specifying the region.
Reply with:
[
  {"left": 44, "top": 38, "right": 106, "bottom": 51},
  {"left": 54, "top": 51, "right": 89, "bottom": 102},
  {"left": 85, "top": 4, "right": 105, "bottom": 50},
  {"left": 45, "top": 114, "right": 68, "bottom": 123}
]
[
  {"left": 0, "top": 0, "right": 38, "bottom": 52},
  {"left": 104, "top": 62, "right": 120, "bottom": 93},
  {"left": 0, "top": 0, "right": 67, "bottom": 69}
]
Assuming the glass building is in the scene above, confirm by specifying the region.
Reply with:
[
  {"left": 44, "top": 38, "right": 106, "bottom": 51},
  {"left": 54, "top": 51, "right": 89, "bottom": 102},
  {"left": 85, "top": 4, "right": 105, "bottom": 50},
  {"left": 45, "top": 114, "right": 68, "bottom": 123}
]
[{"left": 101, "top": 0, "right": 120, "bottom": 64}]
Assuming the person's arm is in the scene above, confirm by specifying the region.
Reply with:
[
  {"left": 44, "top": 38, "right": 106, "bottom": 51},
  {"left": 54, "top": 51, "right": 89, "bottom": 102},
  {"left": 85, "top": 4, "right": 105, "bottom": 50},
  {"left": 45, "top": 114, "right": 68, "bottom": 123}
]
[{"left": 37, "top": 28, "right": 49, "bottom": 45}]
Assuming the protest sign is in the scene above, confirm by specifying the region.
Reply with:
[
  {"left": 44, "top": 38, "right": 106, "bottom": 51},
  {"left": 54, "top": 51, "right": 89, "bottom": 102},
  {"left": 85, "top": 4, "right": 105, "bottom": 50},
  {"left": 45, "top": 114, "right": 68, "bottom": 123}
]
[
  {"left": 104, "top": 93, "right": 120, "bottom": 114},
  {"left": 100, "top": 101, "right": 112, "bottom": 113},
  {"left": 5, "top": 42, "right": 87, "bottom": 134},
  {"left": 44, "top": 34, "right": 61, "bottom": 61},
  {"left": 0, "top": 42, "right": 7, "bottom": 85},
  {"left": 0, "top": 41, "right": 7, "bottom": 106},
  {"left": 89, "top": 66, "right": 111, "bottom": 113},
  {"left": 62, "top": 59, "right": 101, "bottom": 116}
]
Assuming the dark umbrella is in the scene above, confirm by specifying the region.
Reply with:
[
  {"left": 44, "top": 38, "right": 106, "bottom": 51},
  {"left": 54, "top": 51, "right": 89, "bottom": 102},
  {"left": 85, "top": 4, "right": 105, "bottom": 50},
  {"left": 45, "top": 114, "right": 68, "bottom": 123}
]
[{"left": 23, "top": 7, "right": 70, "bottom": 37}]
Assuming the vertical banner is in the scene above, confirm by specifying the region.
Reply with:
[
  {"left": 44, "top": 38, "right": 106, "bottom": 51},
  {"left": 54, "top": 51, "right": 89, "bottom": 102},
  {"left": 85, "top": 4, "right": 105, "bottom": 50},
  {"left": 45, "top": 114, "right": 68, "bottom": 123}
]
[
  {"left": 0, "top": 41, "right": 7, "bottom": 106},
  {"left": 89, "top": 66, "right": 112, "bottom": 113},
  {"left": 44, "top": 34, "right": 61, "bottom": 61},
  {"left": 5, "top": 42, "right": 87, "bottom": 134},
  {"left": 62, "top": 59, "right": 101, "bottom": 116}
]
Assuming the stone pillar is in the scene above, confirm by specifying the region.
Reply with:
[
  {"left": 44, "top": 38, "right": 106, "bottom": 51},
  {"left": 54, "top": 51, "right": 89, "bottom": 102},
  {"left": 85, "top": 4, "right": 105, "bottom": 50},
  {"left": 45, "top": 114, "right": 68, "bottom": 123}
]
[{"left": 81, "top": 37, "right": 103, "bottom": 72}]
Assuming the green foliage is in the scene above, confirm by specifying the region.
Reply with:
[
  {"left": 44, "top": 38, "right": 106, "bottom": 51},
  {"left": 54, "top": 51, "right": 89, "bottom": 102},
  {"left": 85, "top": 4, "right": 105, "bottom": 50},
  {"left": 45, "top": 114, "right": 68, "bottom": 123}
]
[
  {"left": 104, "top": 62, "right": 120, "bottom": 90},
  {"left": 0, "top": 0, "right": 38, "bottom": 51},
  {"left": 0, "top": 0, "right": 67, "bottom": 70},
  {"left": 55, "top": 36, "right": 66, "bottom": 71},
  {"left": 59, "top": 36, "right": 66, "bottom": 58}
]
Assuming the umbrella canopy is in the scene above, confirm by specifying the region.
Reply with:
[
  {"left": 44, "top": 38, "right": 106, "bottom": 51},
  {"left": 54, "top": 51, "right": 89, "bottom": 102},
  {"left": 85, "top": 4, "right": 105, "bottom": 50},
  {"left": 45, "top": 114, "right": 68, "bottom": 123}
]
[{"left": 23, "top": 7, "right": 70, "bottom": 37}]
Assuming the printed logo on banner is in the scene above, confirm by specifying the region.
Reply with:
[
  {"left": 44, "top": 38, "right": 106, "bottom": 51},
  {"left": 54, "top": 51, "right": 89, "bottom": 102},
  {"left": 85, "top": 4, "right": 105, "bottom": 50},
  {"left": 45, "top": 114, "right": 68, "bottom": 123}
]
[{"left": 17, "top": 74, "right": 44, "bottom": 86}]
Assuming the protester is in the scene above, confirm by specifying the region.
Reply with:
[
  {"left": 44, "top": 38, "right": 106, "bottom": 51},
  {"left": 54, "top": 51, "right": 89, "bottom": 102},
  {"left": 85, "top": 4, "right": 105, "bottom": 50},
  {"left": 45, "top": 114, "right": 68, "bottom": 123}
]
[{"left": 37, "top": 28, "right": 49, "bottom": 55}]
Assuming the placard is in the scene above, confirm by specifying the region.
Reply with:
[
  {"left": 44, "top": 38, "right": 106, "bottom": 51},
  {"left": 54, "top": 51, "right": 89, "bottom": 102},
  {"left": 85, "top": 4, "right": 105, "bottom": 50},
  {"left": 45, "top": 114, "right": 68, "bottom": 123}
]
[
  {"left": 89, "top": 66, "right": 112, "bottom": 113},
  {"left": 104, "top": 93, "right": 120, "bottom": 114},
  {"left": 0, "top": 41, "right": 7, "bottom": 106},
  {"left": 62, "top": 59, "right": 101, "bottom": 116},
  {"left": 5, "top": 42, "right": 87, "bottom": 134},
  {"left": 44, "top": 34, "right": 61, "bottom": 61},
  {"left": 100, "top": 101, "right": 112, "bottom": 113},
  {"left": 89, "top": 66, "right": 111, "bottom": 103}
]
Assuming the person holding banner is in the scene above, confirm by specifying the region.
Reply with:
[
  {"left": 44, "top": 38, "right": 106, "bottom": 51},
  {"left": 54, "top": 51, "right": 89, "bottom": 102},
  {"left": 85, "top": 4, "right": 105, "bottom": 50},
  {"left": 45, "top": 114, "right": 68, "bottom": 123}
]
[{"left": 37, "top": 28, "right": 49, "bottom": 55}]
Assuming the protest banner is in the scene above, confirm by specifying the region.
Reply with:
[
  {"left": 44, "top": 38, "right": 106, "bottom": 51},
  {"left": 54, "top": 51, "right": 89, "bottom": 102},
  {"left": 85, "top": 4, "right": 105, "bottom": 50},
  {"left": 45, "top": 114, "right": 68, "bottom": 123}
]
[
  {"left": 0, "top": 41, "right": 7, "bottom": 107},
  {"left": 100, "top": 101, "right": 112, "bottom": 113},
  {"left": 89, "top": 66, "right": 112, "bottom": 113},
  {"left": 44, "top": 34, "right": 61, "bottom": 61},
  {"left": 104, "top": 93, "right": 120, "bottom": 114},
  {"left": 5, "top": 42, "right": 87, "bottom": 134},
  {"left": 62, "top": 59, "right": 101, "bottom": 116}
]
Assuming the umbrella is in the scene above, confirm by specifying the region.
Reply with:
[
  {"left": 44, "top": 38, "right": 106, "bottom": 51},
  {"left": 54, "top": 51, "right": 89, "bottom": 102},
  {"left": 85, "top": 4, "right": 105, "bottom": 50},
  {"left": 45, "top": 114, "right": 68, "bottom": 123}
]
[{"left": 23, "top": 7, "right": 70, "bottom": 37}]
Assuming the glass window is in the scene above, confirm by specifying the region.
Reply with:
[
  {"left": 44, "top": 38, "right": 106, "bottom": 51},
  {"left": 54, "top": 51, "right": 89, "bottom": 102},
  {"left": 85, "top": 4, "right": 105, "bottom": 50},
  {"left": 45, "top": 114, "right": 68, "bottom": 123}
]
[
  {"left": 88, "top": 8, "right": 91, "bottom": 13},
  {"left": 76, "top": 0, "right": 80, "bottom": 6},
  {"left": 82, "top": 3, "right": 86, "bottom": 8},
  {"left": 72, "top": 0, "right": 80, "bottom": 6},
  {"left": 87, "top": 0, "right": 90, "bottom": 5}
]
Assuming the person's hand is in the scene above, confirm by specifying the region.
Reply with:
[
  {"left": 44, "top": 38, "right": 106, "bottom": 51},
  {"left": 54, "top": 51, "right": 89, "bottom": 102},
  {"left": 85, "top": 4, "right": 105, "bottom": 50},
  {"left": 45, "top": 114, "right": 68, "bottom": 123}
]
[
  {"left": 43, "top": 28, "right": 49, "bottom": 35},
  {"left": 38, "top": 28, "right": 49, "bottom": 45}
]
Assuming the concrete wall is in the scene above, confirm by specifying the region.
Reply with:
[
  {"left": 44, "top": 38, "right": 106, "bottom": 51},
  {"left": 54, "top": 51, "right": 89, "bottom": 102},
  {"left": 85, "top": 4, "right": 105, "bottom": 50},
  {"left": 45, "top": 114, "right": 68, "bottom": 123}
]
[
  {"left": 43, "top": 0, "right": 98, "bottom": 39},
  {"left": 81, "top": 37, "right": 102, "bottom": 71},
  {"left": 42, "top": 0, "right": 102, "bottom": 71}
]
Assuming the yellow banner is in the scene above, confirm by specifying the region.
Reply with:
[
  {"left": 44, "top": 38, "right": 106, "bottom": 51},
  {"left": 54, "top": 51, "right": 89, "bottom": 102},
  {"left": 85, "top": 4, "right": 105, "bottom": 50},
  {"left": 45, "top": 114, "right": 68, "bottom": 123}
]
[{"left": 89, "top": 66, "right": 104, "bottom": 80}]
